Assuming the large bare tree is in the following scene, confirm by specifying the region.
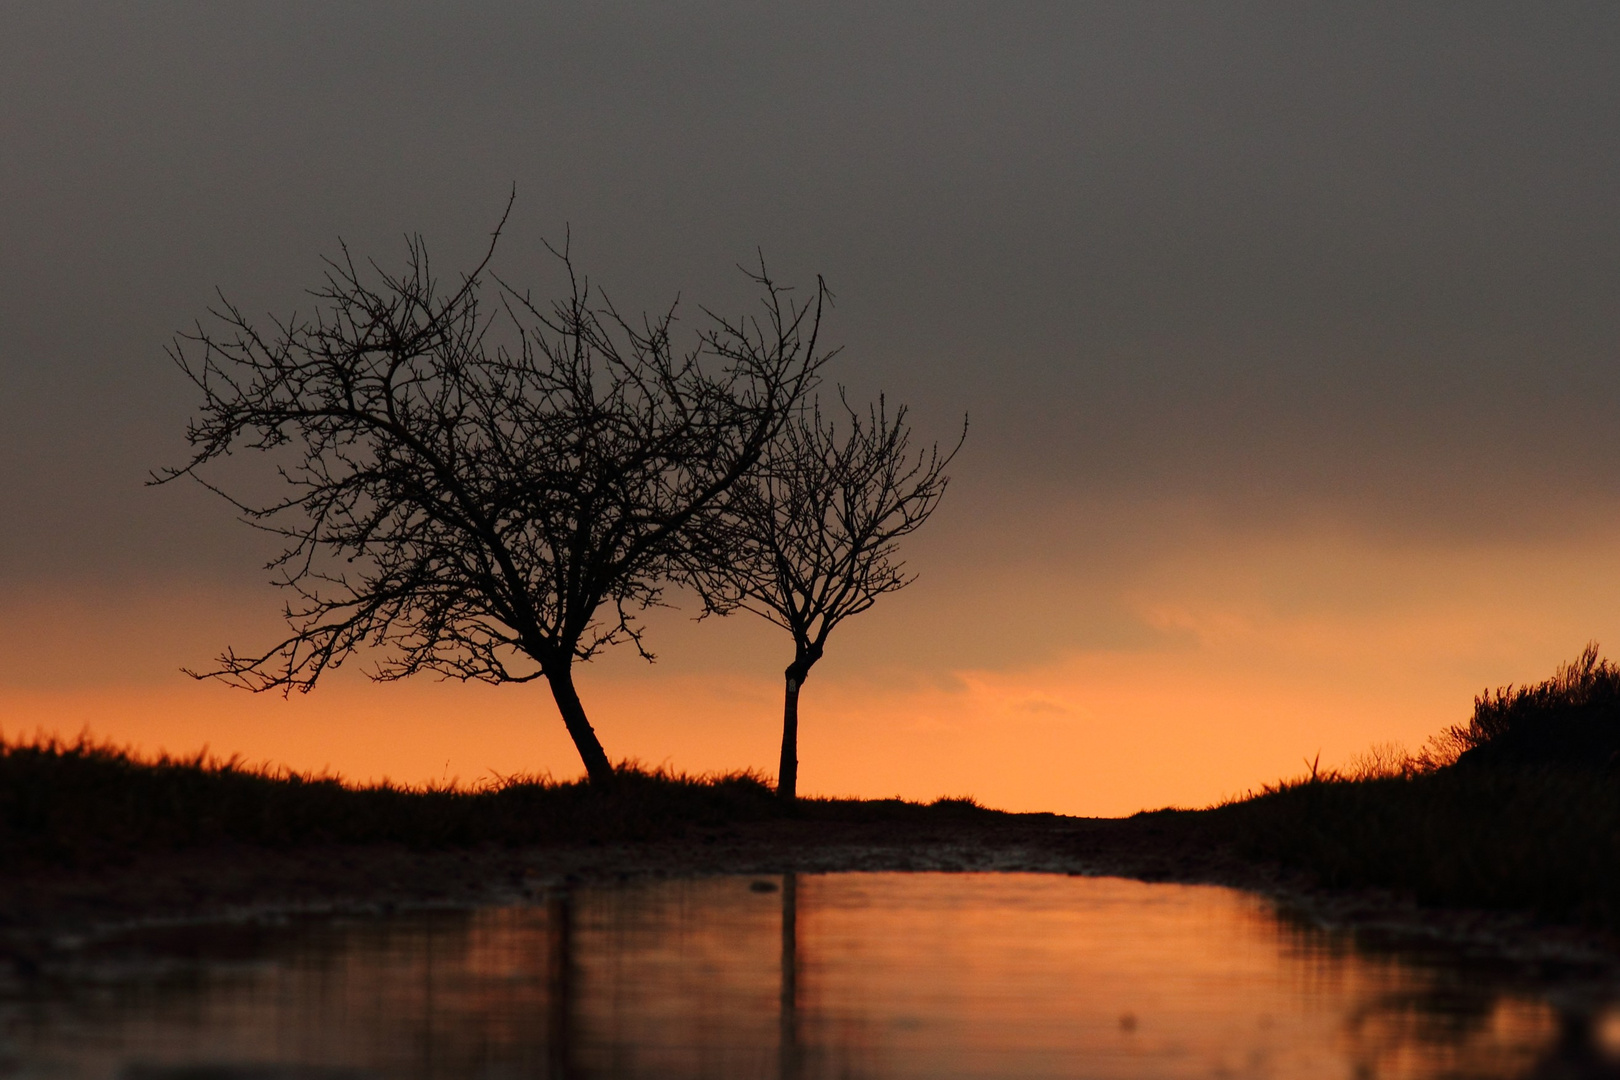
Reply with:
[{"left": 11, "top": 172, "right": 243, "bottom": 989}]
[
  {"left": 706, "top": 395, "right": 964, "bottom": 800},
  {"left": 156, "top": 217, "right": 831, "bottom": 784}
]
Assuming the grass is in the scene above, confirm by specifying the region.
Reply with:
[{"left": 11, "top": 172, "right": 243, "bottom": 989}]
[
  {"left": 0, "top": 736, "right": 777, "bottom": 865},
  {"left": 1187, "top": 643, "right": 1620, "bottom": 929},
  {"left": 1197, "top": 766, "right": 1620, "bottom": 925},
  {"left": 0, "top": 734, "right": 994, "bottom": 868}
]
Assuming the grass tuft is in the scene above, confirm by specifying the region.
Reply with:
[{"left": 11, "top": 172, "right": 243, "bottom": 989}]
[
  {"left": 1444, "top": 641, "right": 1620, "bottom": 770},
  {"left": 1199, "top": 644, "right": 1620, "bottom": 929},
  {"left": 1207, "top": 767, "right": 1620, "bottom": 926},
  {"left": 0, "top": 733, "right": 786, "bottom": 866}
]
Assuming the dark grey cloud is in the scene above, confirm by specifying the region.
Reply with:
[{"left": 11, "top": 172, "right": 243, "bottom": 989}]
[{"left": 4, "top": 1, "right": 1620, "bottom": 587}]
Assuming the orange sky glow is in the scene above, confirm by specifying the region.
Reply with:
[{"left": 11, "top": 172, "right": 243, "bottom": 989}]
[{"left": 7, "top": 516, "right": 1620, "bottom": 817}]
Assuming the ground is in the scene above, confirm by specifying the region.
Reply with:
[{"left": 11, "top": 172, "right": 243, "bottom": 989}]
[{"left": 4, "top": 811, "right": 1616, "bottom": 1000}]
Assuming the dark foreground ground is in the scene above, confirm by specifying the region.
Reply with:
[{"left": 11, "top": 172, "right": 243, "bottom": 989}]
[
  {"left": 0, "top": 809, "right": 1162, "bottom": 933},
  {"left": 3, "top": 783, "right": 1616, "bottom": 991},
  {"left": 5, "top": 731, "right": 1620, "bottom": 984}
]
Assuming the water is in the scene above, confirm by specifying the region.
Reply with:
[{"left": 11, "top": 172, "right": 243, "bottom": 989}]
[{"left": 1, "top": 872, "right": 1616, "bottom": 1079}]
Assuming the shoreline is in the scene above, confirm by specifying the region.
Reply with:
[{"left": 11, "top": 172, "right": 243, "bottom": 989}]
[{"left": 6, "top": 813, "right": 1618, "bottom": 1004}]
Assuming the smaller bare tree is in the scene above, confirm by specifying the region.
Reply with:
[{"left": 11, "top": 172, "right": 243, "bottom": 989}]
[{"left": 707, "top": 395, "right": 964, "bottom": 800}]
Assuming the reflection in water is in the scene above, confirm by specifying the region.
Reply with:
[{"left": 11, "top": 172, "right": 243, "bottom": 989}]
[
  {"left": 548, "top": 891, "right": 573, "bottom": 1079},
  {"left": 0, "top": 873, "right": 1616, "bottom": 1078},
  {"left": 780, "top": 873, "right": 798, "bottom": 1080}
]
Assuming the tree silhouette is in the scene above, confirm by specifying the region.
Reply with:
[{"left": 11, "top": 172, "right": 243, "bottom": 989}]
[
  {"left": 156, "top": 216, "right": 831, "bottom": 784},
  {"left": 707, "top": 395, "right": 963, "bottom": 799}
]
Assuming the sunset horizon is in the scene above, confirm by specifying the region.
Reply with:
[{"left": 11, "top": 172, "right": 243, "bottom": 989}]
[{"left": 11, "top": 4, "right": 1620, "bottom": 818}]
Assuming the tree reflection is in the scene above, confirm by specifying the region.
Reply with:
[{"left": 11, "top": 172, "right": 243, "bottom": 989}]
[
  {"left": 548, "top": 890, "right": 577, "bottom": 1079},
  {"left": 12, "top": 875, "right": 1620, "bottom": 1079},
  {"left": 780, "top": 872, "right": 800, "bottom": 1080}
]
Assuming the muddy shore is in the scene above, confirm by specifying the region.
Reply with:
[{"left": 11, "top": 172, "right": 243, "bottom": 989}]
[{"left": 4, "top": 811, "right": 1617, "bottom": 999}]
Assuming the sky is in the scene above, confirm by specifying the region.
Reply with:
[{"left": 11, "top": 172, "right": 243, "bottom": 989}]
[{"left": 4, "top": 3, "right": 1620, "bottom": 815}]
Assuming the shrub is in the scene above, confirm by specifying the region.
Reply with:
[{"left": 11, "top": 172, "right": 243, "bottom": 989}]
[{"left": 1441, "top": 643, "right": 1620, "bottom": 770}]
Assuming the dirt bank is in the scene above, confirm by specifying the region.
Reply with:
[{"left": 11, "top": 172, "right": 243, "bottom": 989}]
[{"left": 4, "top": 811, "right": 1616, "bottom": 995}]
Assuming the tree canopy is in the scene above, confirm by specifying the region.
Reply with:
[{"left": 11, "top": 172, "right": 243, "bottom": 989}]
[
  {"left": 158, "top": 217, "right": 832, "bottom": 783},
  {"left": 701, "top": 394, "right": 963, "bottom": 798}
]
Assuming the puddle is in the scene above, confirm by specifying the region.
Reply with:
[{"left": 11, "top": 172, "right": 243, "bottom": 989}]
[{"left": 2, "top": 872, "right": 1618, "bottom": 1078}]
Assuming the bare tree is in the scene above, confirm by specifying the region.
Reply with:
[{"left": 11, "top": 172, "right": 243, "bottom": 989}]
[
  {"left": 707, "top": 395, "right": 964, "bottom": 800},
  {"left": 155, "top": 215, "right": 831, "bottom": 785}
]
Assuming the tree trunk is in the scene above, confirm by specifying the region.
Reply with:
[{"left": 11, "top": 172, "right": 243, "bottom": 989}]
[
  {"left": 777, "top": 670, "right": 803, "bottom": 801},
  {"left": 546, "top": 664, "right": 616, "bottom": 785}
]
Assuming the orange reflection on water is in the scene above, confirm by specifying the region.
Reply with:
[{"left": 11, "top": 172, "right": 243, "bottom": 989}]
[{"left": 6, "top": 873, "right": 1589, "bottom": 1079}]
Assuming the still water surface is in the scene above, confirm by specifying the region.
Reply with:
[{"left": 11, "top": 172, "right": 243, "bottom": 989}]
[{"left": 1, "top": 873, "right": 1615, "bottom": 1079}]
